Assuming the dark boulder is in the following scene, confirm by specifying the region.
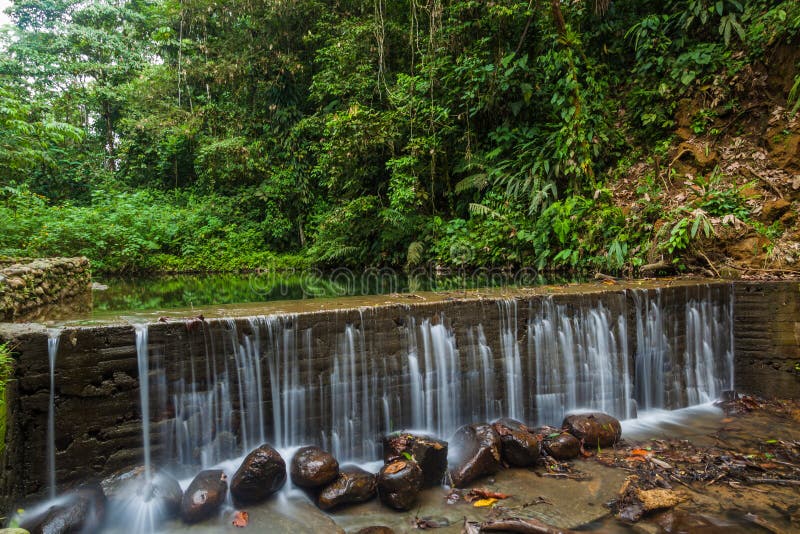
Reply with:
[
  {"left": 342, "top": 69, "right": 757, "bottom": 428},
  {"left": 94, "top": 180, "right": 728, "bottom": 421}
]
[
  {"left": 21, "top": 484, "right": 106, "bottom": 534},
  {"left": 448, "top": 423, "right": 502, "bottom": 487},
  {"left": 356, "top": 528, "right": 396, "bottom": 534},
  {"left": 543, "top": 432, "right": 581, "bottom": 460},
  {"left": 290, "top": 446, "right": 339, "bottom": 489},
  {"left": 101, "top": 466, "right": 182, "bottom": 519},
  {"left": 230, "top": 443, "right": 287, "bottom": 504},
  {"left": 377, "top": 460, "right": 423, "bottom": 511},
  {"left": 318, "top": 465, "right": 377, "bottom": 510},
  {"left": 562, "top": 412, "right": 621, "bottom": 448},
  {"left": 180, "top": 470, "right": 228, "bottom": 524},
  {"left": 382, "top": 432, "right": 448, "bottom": 487},
  {"left": 492, "top": 418, "right": 541, "bottom": 467}
]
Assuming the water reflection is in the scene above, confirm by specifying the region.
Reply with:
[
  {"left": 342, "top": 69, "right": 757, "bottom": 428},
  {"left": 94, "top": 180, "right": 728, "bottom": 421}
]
[{"left": 94, "top": 269, "right": 576, "bottom": 314}]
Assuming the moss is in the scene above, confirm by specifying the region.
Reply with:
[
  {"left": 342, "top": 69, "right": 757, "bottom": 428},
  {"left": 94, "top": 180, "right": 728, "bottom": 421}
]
[{"left": 0, "top": 342, "right": 14, "bottom": 454}]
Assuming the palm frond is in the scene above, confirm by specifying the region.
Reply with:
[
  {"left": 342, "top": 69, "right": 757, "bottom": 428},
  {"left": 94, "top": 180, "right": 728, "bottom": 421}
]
[{"left": 455, "top": 172, "right": 489, "bottom": 193}]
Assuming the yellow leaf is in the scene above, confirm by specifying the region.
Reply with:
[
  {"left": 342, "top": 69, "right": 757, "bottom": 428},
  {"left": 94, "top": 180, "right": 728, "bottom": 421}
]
[{"left": 473, "top": 498, "right": 498, "bottom": 507}]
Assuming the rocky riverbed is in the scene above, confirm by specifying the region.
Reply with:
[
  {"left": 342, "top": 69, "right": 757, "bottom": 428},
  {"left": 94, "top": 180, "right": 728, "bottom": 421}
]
[{"left": 18, "top": 397, "right": 785, "bottom": 534}]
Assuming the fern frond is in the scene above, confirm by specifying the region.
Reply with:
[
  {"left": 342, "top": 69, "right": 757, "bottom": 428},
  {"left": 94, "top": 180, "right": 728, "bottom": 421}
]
[
  {"left": 406, "top": 241, "right": 423, "bottom": 266},
  {"left": 455, "top": 172, "right": 489, "bottom": 193}
]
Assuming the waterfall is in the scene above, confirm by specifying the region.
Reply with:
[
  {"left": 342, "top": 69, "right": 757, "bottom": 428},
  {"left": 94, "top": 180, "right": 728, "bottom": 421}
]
[
  {"left": 46, "top": 328, "right": 61, "bottom": 499},
  {"left": 330, "top": 320, "right": 375, "bottom": 460},
  {"left": 684, "top": 287, "right": 734, "bottom": 404},
  {"left": 528, "top": 297, "right": 633, "bottom": 425},
  {"left": 498, "top": 300, "right": 523, "bottom": 420},
  {"left": 113, "top": 284, "right": 735, "bottom": 477},
  {"left": 134, "top": 325, "right": 152, "bottom": 484},
  {"left": 632, "top": 289, "right": 671, "bottom": 410},
  {"left": 465, "top": 325, "right": 496, "bottom": 422}
]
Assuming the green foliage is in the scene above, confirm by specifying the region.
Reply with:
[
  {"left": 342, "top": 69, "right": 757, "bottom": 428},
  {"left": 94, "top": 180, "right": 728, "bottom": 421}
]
[
  {"left": 656, "top": 169, "right": 751, "bottom": 263},
  {"left": 790, "top": 75, "right": 800, "bottom": 115},
  {"left": 0, "top": 185, "right": 307, "bottom": 273},
  {"left": 1, "top": 0, "right": 798, "bottom": 276},
  {"left": 0, "top": 342, "right": 14, "bottom": 454}
]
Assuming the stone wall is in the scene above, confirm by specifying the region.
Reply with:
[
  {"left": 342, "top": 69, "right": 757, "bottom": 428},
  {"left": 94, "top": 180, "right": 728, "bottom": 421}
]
[
  {"left": 0, "top": 258, "right": 92, "bottom": 321},
  {"left": 0, "top": 280, "right": 797, "bottom": 513}
]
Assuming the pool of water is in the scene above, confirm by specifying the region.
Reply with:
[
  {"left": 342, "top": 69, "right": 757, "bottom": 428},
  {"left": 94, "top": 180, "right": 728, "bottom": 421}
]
[{"left": 86, "top": 271, "right": 576, "bottom": 319}]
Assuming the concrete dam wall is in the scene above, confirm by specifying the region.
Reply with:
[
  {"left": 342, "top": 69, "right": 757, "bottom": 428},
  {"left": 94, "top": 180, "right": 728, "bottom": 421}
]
[{"left": 0, "top": 279, "right": 797, "bottom": 512}]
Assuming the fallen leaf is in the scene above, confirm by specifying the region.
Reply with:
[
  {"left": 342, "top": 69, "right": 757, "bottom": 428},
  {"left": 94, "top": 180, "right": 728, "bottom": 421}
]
[
  {"left": 630, "top": 448, "right": 650, "bottom": 457},
  {"left": 384, "top": 461, "right": 407, "bottom": 474},
  {"left": 472, "top": 498, "right": 498, "bottom": 507},
  {"left": 232, "top": 510, "right": 249, "bottom": 528},
  {"left": 650, "top": 458, "right": 673, "bottom": 469},
  {"left": 464, "top": 489, "right": 511, "bottom": 503}
]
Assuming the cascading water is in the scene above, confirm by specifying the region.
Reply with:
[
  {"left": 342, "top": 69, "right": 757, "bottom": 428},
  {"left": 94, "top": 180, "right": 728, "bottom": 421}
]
[
  {"left": 134, "top": 325, "right": 152, "bottom": 480},
  {"left": 498, "top": 300, "right": 523, "bottom": 420},
  {"left": 529, "top": 297, "right": 634, "bottom": 425},
  {"left": 683, "top": 288, "right": 735, "bottom": 404},
  {"left": 465, "top": 325, "right": 496, "bottom": 422},
  {"left": 117, "top": 284, "right": 734, "bottom": 489},
  {"left": 330, "top": 318, "right": 379, "bottom": 460},
  {"left": 632, "top": 289, "right": 671, "bottom": 410},
  {"left": 631, "top": 285, "right": 734, "bottom": 411},
  {"left": 46, "top": 328, "right": 61, "bottom": 499},
  {"left": 406, "top": 316, "right": 464, "bottom": 439}
]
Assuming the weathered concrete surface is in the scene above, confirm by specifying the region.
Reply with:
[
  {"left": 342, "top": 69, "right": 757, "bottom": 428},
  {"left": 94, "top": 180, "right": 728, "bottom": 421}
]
[
  {"left": 0, "top": 279, "right": 797, "bottom": 515},
  {"left": 0, "top": 257, "right": 91, "bottom": 321},
  {"left": 733, "top": 281, "right": 800, "bottom": 398}
]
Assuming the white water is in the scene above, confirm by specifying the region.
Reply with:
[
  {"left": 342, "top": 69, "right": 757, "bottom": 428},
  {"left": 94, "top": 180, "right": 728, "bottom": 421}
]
[
  {"left": 529, "top": 297, "right": 634, "bottom": 425},
  {"left": 498, "top": 300, "right": 523, "bottom": 420},
  {"left": 46, "top": 328, "right": 61, "bottom": 499},
  {"left": 119, "top": 284, "right": 734, "bottom": 482},
  {"left": 134, "top": 325, "right": 152, "bottom": 483}
]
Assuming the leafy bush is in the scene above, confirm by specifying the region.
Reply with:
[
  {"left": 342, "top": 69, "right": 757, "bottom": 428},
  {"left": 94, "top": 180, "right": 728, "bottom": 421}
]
[{"left": 0, "top": 185, "right": 307, "bottom": 273}]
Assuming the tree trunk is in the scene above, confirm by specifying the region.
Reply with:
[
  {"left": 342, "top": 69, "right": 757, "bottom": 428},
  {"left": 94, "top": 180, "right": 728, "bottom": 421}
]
[
  {"left": 551, "top": 0, "right": 567, "bottom": 39},
  {"left": 103, "top": 100, "right": 115, "bottom": 172}
]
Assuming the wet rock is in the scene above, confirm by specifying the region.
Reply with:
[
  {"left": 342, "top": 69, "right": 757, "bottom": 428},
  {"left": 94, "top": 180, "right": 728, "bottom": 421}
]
[
  {"left": 382, "top": 432, "right": 448, "bottom": 487},
  {"left": 355, "top": 528, "right": 395, "bottom": 534},
  {"left": 377, "top": 460, "right": 424, "bottom": 511},
  {"left": 100, "top": 465, "right": 182, "bottom": 519},
  {"left": 290, "top": 446, "right": 339, "bottom": 489},
  {"left": 562, "top": 412, "right": 622, "bottom": 448},
  {"left": 181, "top": 469, "right": 228, "bottom": 524},
  {"left": 448, "top": 423, "right": 502, "bottom": 488},
  {"left": 318, "top": 465, "right": 377, "bottom": 510},
  {"left": 21, "top": 484, "right": 106, "bottom": 534},
  {"left": 230, "top": 443, "right": 286, "bottom": 504},
  {"left": 492, "top": 418, "right": 541, "bottom": 467},
  {"left": 543, "top": 432, "right": 581, "bottom": 460}
]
